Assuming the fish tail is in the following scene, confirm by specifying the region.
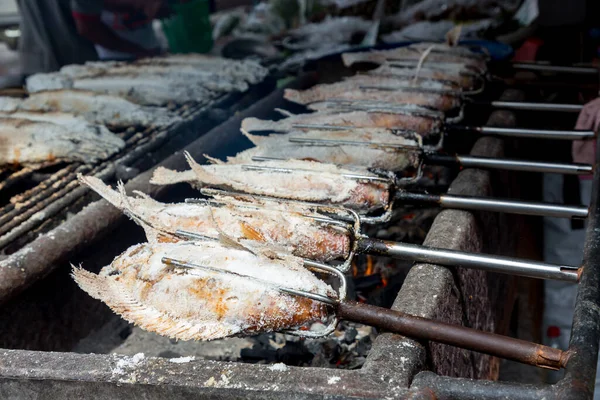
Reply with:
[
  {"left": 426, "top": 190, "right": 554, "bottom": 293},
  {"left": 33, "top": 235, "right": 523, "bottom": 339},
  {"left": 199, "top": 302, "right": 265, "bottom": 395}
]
[
  {"left": 184, "top": 151, "right": 220, "bottom": 186},
  {"left": 150, "top": 166, "right": 193, "bottom": 185},
  {"left": 240, "top": 128, "right": 262, "bottom": 146},
  {"left": 78, "top": 174, "right": 128, "bottom": 212}
]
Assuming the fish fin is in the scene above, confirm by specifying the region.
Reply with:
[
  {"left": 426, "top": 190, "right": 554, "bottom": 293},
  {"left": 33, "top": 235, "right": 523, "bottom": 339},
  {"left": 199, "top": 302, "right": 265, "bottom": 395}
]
[
  {"left": 274, "top": 108, "right": 294, "bottom": 117},
  {"left": 203, "top": 154, "right": 223, "bottom": 165},
  {"left": 283, "top": 89, "right": 302, "bottom": 104},
  {"left": 184, "top": 151, "right": 220, "bottom": 186},
  {"left": 341, "top": 52, "right": 360, "bottom": 67},
  {"left": 78, "top": 174, "right": 127, "bottom": 211},
  {"left": 205, "top": 203, "right": 257, "bottom": 255},
  {"left": 446, "top": 25, "right": 462, "bottom": 47},
  {"left": 217, "top": 232, "right": 257, "bottom": 255},
  {"left": 150, "top": 166, "right": 195, "bottom": 185},
  {"left": 131, "top": 190, "right": 163, "bottom": 206},
  {"left": 240, "top": 128, "right": 262, "bottom": 146},
  {"left": 71, "top": 266, "right": 239, "bottom": 341}
]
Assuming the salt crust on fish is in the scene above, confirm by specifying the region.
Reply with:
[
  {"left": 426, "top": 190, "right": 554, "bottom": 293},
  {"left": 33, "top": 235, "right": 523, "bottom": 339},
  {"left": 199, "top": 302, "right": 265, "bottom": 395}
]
[
  {"left": 0, "top": 115, "right": 124, "bottom": 165},
  {"left": 79, "top": 175, "right": 351, "bottom": 262},
  {"left": 241, "top": 110, "right": 442, "bottom": 134},
  {"left": 150, "top": 154, "right": 390, "bottom": 211},
  {"left": 229, "top": 128, "right": 422, "bottom": 171},
  {"left": 284, "top": 81, "right": 460, "bottom": 112},
  {"left": 341, "top": 46, "right": 486, "bottom": 72},
  {"left": 72, "top": 241, "right": 335, "bottom": 341},
  {"left": 0, "top": 90, "right": 178, "bottom": 127}
]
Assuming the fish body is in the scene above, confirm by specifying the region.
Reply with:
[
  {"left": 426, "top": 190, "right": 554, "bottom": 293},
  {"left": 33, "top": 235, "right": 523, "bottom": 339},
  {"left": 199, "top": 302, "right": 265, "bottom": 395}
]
[
  {"left": 80, "top": 175, "right": 351, "bottom": 262},
  {"left": 26, "top": 72, "right": 213, "bottom": 106},
  {"left": 231, "top": 128, "right": 422, "bottom": 171},
  {"left": 72, "top": 241, "right": 335, "bottom": 341},
  {"left": 284, "top": 81, "right": 461, "bottom": 112},
  {"left": 0, "top": 115, "right": 124, "bottom": 165},
  {"left": 151, "top": 156, "right": 391, "bottom": 212},
  {"left": 0, "top": 90, "right": 179, "bottom": 128},
  {"left": 342, "top": 46, "right": 486, "bottom": 72},
  {"left": 242, "top": 110, "right": 442, "bottom": 134},
  {"left": 368, "top": 64, "right": 476, "bottom": 90}
]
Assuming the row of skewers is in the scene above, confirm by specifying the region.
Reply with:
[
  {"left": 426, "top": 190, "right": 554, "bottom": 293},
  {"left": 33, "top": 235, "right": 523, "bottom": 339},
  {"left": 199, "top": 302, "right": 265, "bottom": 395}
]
[
  {"left": 73, "top": 43, "right": 592, "bottom": 370},
  {"left": 0, "top": 55, "right": 268, "bottom": 166}
]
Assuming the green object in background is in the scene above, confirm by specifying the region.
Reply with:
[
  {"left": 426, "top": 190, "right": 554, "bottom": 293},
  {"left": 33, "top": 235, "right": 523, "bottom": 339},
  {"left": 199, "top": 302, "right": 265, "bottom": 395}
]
[{"left": 162, "top": 0, "right": 213, "bottom": 54}]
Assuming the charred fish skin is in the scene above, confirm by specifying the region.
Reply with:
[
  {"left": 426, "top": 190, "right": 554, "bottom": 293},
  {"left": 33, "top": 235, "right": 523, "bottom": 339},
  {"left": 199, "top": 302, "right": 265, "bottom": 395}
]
[
  {"left": 79, "top": 175, "right": 351, "bottom": 262},
  {"left": 72, "top": 241, "right": 335, "bottom": 341},
  {"left": 0, "top": 116, "right": 125, "bottom": 165}
]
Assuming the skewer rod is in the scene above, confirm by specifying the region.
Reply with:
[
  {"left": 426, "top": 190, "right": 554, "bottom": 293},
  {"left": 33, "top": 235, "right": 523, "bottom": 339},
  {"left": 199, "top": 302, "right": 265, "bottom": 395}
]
[
  {"left": 455, "top": 155, "right": 593, "bottom": 175},
  {"left": 510, "top": 63, "right": 598, "bottom": 75},
  {"left": 395, "top": 191, "right": 588, "bottom": 219},
  {"left": 490, "top": 101, "right": 584, "bottom": 113},
  {"left": 426, "top": 154, "right": 593, "bottom": 174},
  {"left": 355, "top": 237, "right": 579, "bottom": 282},
  {"left": 439, "top": 195, "right": 588, "bottom": 219},
  {"left": 453, "top": 126, "right": 595, "bottom": 140},
  {"left": 336, "top": 300, "right": 569, "bottom": 370}
]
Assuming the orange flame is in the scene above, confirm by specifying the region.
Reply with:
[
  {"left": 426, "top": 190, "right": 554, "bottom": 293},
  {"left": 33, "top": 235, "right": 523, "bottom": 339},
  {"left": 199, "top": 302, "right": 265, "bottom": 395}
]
[{"left": 365, "top": 255, "right": 374, "bottom": 276}]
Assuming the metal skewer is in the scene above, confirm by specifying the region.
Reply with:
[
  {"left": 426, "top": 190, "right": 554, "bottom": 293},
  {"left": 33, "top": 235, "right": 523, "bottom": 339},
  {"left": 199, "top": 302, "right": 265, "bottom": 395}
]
[
  {"left": 394, "top": 191, "right": 589, "bottom": 219},
  {"left": 485, "top": 101, "right": 584, "bottom": 113},
  {"left": 274, "top": 135, "right": 594, "bottom": 175},
  {"left": 231, "top": 163, "right": 588, "bottom": 220},
  {"left": 291, "top": 123, "right": 596, "bottom": 141},
  {"left": 448, "top": 126, "right": 595, "bottom": 140},
  {"left": 509, "top": 63, "right": 599, "bottom": 75},
  {"left": 191, "top": 191, "right": 581, "bottom": 282},
  {"left": 424, "top": 154, "right": 593, "bottom": 175},
  {"left": 354, "top": 236, "right": 580, "bottom": 282}
]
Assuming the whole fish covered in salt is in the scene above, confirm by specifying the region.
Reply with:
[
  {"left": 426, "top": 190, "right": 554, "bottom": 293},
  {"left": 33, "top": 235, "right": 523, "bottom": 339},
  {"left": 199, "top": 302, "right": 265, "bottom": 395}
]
[
  {"left": 72, "top": 240, "right": 335, "bottom": 341},
  {"left": 150, "top": 155, "right": 391, "bottom": 212},
  {"left": 80, "top": 175, "right": 351, "bottom": 262}
]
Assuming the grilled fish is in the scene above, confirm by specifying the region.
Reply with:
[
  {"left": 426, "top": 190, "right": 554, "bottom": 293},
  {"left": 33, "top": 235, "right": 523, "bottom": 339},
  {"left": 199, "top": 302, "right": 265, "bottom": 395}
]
[
  {"left": 150, "top": 155, "right": 390, "bottom": 212},
  {"left": 134, "top": 55, "right": 268, "bottom": 84},
  {"left": 0, "top": 116, "right": 125, "bottom": 165},
  {"left": 230, "top": 128, "right": 422, "bottom": 171},
  {"left": 241, "top": 110, "right": 443, "bottom": 135},
  {"left": 59, "top": 65, "right": 250, "bottom": 94},
  {"left": 72, "top": 240, "right": 335, "bottom": 341},
  {"left": 284, "top": 81, "right": 461, "bottom": 112},
  {"left": 302, "top": 100, "right": 444, "bottom": 118},
  {"left": 344, "top": 74, "right": 459, "bottom": 92},
  {"left": 342, "top": 47, "right": 486, "bottom": 73},
  {"left": 80, "top": 175, "right": 351, "bottom": 262},
  {"left": 63, "top": 59, "right": 267, "bottom": 87},
  {"left": 0, "top": 90, "right": 178, "bottom": 128},
  {"left": 26, "top": 72, "right": 217, "bottom": 106},
  {"left": 367, "top": 64, "right": 477, "bottom": 90}
]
